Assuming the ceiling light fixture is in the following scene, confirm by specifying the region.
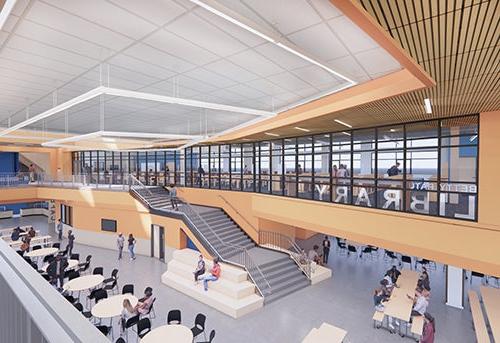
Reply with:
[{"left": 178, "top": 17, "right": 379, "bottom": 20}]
[
  {"left": 0, "top": 0, "right": 17, "bottom": 31},
  {"left": 424, "top": 98, "right": 432, "bottom": 114},
  {"left": 389, "top": 128, "right": 396, "bottom": 132},
  {"left": 294, "top": 127, "right": 310, "bottom": 132},
  {"left": 334, "top": 119, "right": 352, "bottom": 128},
  {"left": 189, "top": 0, "right": 356, "bottom": 85},
  {"left": 469, "top": 135, "right": 478, "bottom": 142},
  {"left": 342, "top": 132, "right": 351, "bottom": 136},
  {"left": 265, "top": 132, "right": 280, "bottom": 137}
]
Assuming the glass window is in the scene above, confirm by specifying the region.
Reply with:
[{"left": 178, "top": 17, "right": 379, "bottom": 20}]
[
  {"left": 242, "top": 144, "right": 254, "bottom": 192},
  {"left": 258, "top": 142, "right": 270, "bottom": 193},
  {"left": 210, "top": 145, "right": 220, "bottom": 189},
  {"left": 220, "top": 145, "right": 230, "bottom": 190},
  {"left": 271, "top": 140, "right": 283, "bottom": 195},
  {"left": 230, "top": 144, "right": 242, "bottom": 190},
  {"left": 313, "top": 134, "right": 330, "bottom": 202}
]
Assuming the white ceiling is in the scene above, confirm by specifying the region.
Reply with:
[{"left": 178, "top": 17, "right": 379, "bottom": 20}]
[{"left": 0, "top": 0, "right": 401, "bottom": 137}]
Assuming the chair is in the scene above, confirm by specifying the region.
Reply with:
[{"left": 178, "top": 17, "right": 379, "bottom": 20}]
[
  {"left": 470, "top": 271, "right": 485, "bottom": 285},
  {"left": 336, "top": 238, "right": 347, "bottom": 256},
  {"left": 94, "top": 289, "right": 108, "bottom": 303},
  {"left": 70, "top": 253, "right": 80, "bottom": 261},
  {"left": 167, "top": 309, "right": 181, "bottom": 325},
  {"left": 115, "top": 338, "right": 125, "bottom": 343},
  {"left": 360, "top": 246, "right": 373, "bottom": 260},
  {"left": 122, "top": 284, "right": 134, "bottom": 295},
  {"left": 32, "top": 245, "right": 42, "bottom": 251},
  {"left": 87, "top": 288, "right": 103, "bottom": 307},
  {"left": 92, "top": 267, "right": 104, "bottom": 276},
  {"left": 43, "top": 255, "right": 55, "bottom": 264},
  {"left": 347, "top": 245, "right": 357, "bottom": 258},
  {"left": 401, "top": 255, "right": 413, "bottom": 269},
  {"left": 95, "top": 325, "right": 112, "bottom": 339},
  {"left": 415, "top": 258, "right": 430, "bottom": 270},
  {"left": 137, "top": 318, "right": 151, "bottom": 339},
  {"left": 68, "top": 271, "right": 80, "bottom": 281},
  {"left": 198, "top": 329, "right": 216, "bottom": 343},
  {"left": 52, "top": 243, "right": 60, "bottom": 249},
  {"left": 74, "top": 302, "right": 92, "bottom": 320},
  {"left": 384, "top": 250, "right": 398, "bottom": 263},
  {"left": 64, "top": 294, "right": 77, "bottom": 304},
  {"left": 191, "top": 313, "right": 207, "bottom": 341},
  {"left": 23, "top": 256, "right": 32, "bottom": 264},
  {"left": 78, "top": 255, "right": 91, "bottom": 274},
  {"left": 103, "top": 269, "right": 119, "bottom": 293},
  {"left": 123, "top": 314, "right": 139, "bottom": 341}
]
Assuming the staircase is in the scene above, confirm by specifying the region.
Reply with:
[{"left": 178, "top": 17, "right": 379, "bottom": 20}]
[{"left": 130, "top": 185, "right": 311, "bottom": 304}]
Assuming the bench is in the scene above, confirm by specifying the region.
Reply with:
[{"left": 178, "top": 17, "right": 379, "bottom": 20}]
[
  {"left": 468, "top": 290, "right": 491, "bottom": 343},
  {"left": 410, "top": 315, "right": 424, "bottom": 337},
  {"left": 372, "top": 310, "right": 384, "bottom": 328}
]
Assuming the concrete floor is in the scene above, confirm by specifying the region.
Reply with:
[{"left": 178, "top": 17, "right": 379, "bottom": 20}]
[{"left": 1, "top": 215, "right": 481, "bottom": 343}]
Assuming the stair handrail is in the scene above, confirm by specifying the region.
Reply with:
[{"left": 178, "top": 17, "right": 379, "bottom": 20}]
[
  {"left": 259, "top": 230, "right": 312, "bottom": 280},
  {"left": 129, "top": 185, "right": 272, "bottom": 298},
  {"left": 217, "top": 195, "right": 259, "bottom": 237},
  {"left": 175, "top": 201, "right": 272, "bottom": 297},
  {"left": 128, "top": 174, "right": 153, "bottom": 196}
]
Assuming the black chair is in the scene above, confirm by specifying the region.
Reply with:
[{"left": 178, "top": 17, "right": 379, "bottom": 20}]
[
  {"left": 191, "top": 313, "right": 206, "bottom": 341},
  {"left": 52, "top": 243, "right": 61, "bottom": 249},
  {"left": 103, "top": 269, "right": 119, "bottom": 293},
  {"left": 94, "top": 289, "right": 108, "bottom": 303},
  {"left": 32, "top": 245, "right": 42, "bottom": 251},
  {"left": 104, "top": 269, "right": 118, "bottom": 284},
  {"left": 347, "top": 245, "right": 357, "bottom": 258},
  {"left": 137, "top": 318, "right": 151, "bottom": 339},
  {"left": 401, "top": 255, "right": 413, "bottom": 269},
  {"left": 95, "top": 325, "right": 112, "bottom": 338},
  {"left": 78, "top": 255, "right": 91, "bottom": 274},
  {"left": 122, "top": 284, "right": 134, "bottom": 295},
  {"left": 74, "top": 302, "right": 92, "bottom": 319},
  {"left": 143, "top": 297, "right": 156, "bottom": 319},
  {"left": 360, "top": 246, "right": 373, "bottom": 260},
  {"left": 43, "top": 255, "right": 55, "bottom": 264},
  {"left": 103, "top": 277, "right": 119, "bottom": 295},
  {"left": 415, "top": 258, "right": 430, "bottom": 270},
  {"left": 87, "top": 288, "right": 103, "bottom": 307},
  {"left": 470, "top": 271, "right": 485, "bottom": 285},
  {"left": 70, "top": 253, "right": 80, "bottom": 261},
  {"left": 23, "top": 256, "right": 32, "bottom": 264},
  {"left": 64, "top": 294, "right": 77, "bottom": 304},
  {"left": 199, "top": 329, "right": 216, "bottom": 343},
  {"left": 123, "top": 314, "right": 139, "bottom": 341},
  {"left": 384, "top": 250, "right": 398, "bottom": 263},
  {"left": 167, "top": 309, "right": 181, "bottom": 325},
  {"left": 68, "top": 271, "right": 80, "bottom": 281},
  {"left": 115, "top": 338, "right": 125, "bottom": 343},
  {"left": 92, "top": 267, "right": 104, "bottom": 276}
]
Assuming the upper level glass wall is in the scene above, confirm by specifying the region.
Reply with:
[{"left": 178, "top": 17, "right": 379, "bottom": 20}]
[{"left": 182, "top": 115, "right": 479, "bottom": 221}]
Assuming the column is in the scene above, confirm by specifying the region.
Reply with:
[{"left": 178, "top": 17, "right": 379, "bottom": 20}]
[{"left": 446, "top": 265, "right": 464, "bottom": 309}]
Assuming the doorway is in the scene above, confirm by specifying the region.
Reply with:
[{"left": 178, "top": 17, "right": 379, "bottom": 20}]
[{"left": 150, "top": 224, "right": 165, "bottom": 261}]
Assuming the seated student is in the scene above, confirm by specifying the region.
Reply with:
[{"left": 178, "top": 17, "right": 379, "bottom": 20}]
[
  {"left": 383, "top": 272, "right": 394, "bottom": 290},
  {"left": 200, "top": 258, "right": 221, "bottom": 291},
  {"left": 135, "top": 287, "right": 155, "bottom": 315},
  {"left": 407, "top": 287, "right": 429, "bottom": 318},
  {"left": 418, "top": 267, "right": 431, "bottom": 290},
  {"left": 421, "top": 312, "right": 436, "bottom": 343},
  {"left": 10, "top": 227, "right": 21, "bottom": 241},
  {"left": 386, "top": 265, "right": 401, "bottom": 284},
  {"left": 20, "top": 236, "right": 31, "bottom": 253},
  {"left": 27, "top": 227, "right": 36, "bottom": 238},
  {"left": 298, "top": 249, "right": 308, "bottom": 264},
  {"left": 121, "top": 298, "right": 138, "bottom": 331},
  {"left": 373, "top": 279, "right": 391, "bottom": 311},
  {"left": 193, "top": 254, "right": 206, "bottom": 284},
  {"left": 308, "top": 245, "right": 323, "bottom": 266}
]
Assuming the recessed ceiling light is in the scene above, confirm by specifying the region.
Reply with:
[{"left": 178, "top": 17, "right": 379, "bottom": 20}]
[
  {"left": 390, "top": 128, "right": 396, "bottom": 132},
  {"left": 242, "top": 138, "right": 251, "bottom": 141},
  {"left": 342, "top": 132, "right": 351, "bottom": 136},
  {"left": 265, "top": 132, "right": 280, "bottom": 137},
  {"left": 334, "top": 119, "right": 352, "bottom": 128},
  {"left": 294, "top": 126, "right": 310, "bottom": 132},
  {"left": 324, "top": 134, "right": 330, "bottom": 138},
  {"left": 424, "top": 98, "right": 432, "bottom": 114}
]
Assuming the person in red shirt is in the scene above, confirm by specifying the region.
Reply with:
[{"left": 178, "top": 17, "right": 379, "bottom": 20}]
[
  {"left": 421, "top": 312, "right": 435, "bottom": 343},
  {"left": 201, "top": 258, "right": 221, "bottom": 291}
]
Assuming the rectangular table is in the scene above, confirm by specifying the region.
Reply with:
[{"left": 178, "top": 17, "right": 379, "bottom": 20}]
[
  {"left": 383, "top": 269, "right": 420, "bottom": 322},
  {"left": 480, "top": 285, "right": 500, "bottom": 342},
  {"left": 302, "top": 323, "right": 347, "bottom": 343}
]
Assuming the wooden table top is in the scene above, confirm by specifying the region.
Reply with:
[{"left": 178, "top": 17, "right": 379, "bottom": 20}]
[
  {"left": 302, "top": 323, "right": 347, "bottom": 343},
  {"left": 480, "top": 286, "right": 500, "bottom": 342},
  {"left": 383, "top": 269, "right": 419, "bottom": 322}
]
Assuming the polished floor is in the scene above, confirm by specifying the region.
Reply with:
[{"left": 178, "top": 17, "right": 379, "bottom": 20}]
[{"left": 1, "top": 215, "right": 480, "bottom": 343}]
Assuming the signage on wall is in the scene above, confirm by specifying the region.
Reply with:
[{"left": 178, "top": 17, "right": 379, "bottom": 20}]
[{"left": 48, "top": 200, "right": 56, "bottom": 224}]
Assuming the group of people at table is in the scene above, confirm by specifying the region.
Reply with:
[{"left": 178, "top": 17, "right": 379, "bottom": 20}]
[{"left": 374, "top": 265, "right": 435, "bottom": 342}]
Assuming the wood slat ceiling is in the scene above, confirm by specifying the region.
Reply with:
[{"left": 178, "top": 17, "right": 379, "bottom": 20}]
[{"left": 233, "top": 0, "right": 499, "bottom": 142}]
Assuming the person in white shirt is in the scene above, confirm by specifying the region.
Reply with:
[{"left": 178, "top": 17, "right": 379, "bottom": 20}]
[
  {"left": 117, "top": 233, "right": 125, "bottom": 260},
  {"left": 121, "top": 298, "right": 138, "bottom": 333}
]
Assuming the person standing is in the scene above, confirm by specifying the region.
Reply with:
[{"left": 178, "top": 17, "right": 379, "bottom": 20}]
[
  {"left": 67, "top": 230, "right": 75, "bottom": 256},
  {"left": 169, "top": 184, "right": 179, "bottom": 210},
  {"left": 47, "top": 255, "right": 68, "bottom": 289},
  {"left": 128, "top": 234, "right": 136, "bottom": 260},
  {"left": 421, "top": 312, "right": 435, "bottom": 343},
  {"left": 29, "top": 164, "right": 35, "bottom": 182},
  {"left": 322, "top": 236, "right": 331, "bottom": 264},
  {"left": 117, "top": 233, "right": 125, "bottom": 260},
  {"left": 56, "top": 219, "right": 63, "bottom": 241}
]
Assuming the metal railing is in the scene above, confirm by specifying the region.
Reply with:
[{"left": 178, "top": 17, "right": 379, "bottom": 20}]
[
  {"left": 129, "top": 174, "right": 153, "bottom": 197},
  {"left": 128, "top": 182, "right": 272, "bottom": 298},
  {"left": 259, "top": 230, "right": 312, "bottom": 280}
]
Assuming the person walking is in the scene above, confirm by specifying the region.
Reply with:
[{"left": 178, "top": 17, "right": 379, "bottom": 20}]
[
  {"left": 47, "top": 255, "right": 68, "bottom": 289},
  {"left": 169, "top": 184, "right": 179, "bottom": 210},
  {"left": 128, "top": 234, "right": 136, "bottom": 260},
  {"left": 322, "top": 235, "right": 331, "bottom": 264},
  {"left": 117, "top": 233, "right": 125, "bottom": 260},
  {"left": 56, "top": 219, "right": 63, "bottom": 241},
  {"left": 67, "top": 230, "right": 75, "bottom": 256},
  {"left": 29, "top": 164, "right": 35, "bottom": 182}
]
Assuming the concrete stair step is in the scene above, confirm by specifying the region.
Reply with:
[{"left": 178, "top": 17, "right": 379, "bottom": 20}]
[{"left": 264, "top": 279, "right": 310, "bottom": 304}]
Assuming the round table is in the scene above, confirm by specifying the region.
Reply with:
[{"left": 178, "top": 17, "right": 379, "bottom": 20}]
[
  {"left": 41, "top": 259, "right": 79, "bottom": 272},
  {"left": 91, "top": 294, "right": 138, "bottom": 319},
  {"left": 63, "top": 274, "right": 104, "bottom": 292},
  {"left": 25, "top": 247, "right": 58, "bottom": 258},
  {"left": 140, "top": 325, "right": 193, "bottom": 343}
]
